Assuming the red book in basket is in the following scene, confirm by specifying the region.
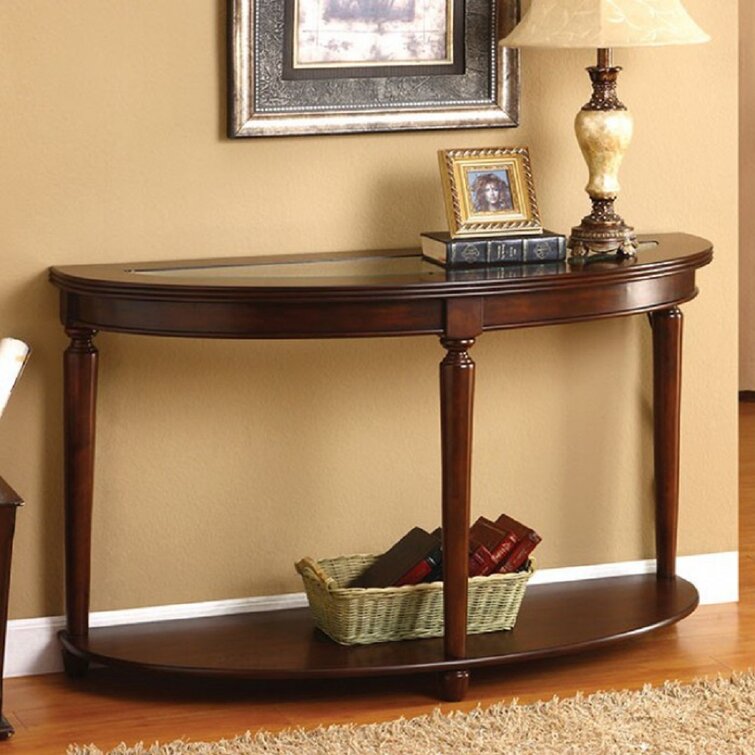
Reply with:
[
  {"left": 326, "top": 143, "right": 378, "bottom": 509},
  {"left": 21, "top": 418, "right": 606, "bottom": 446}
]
[
  {"left": 468, "top": 542, "right": 498, "bottom": 577},
  {"left": 494, "top": 513, "right": 541, "bottom": 573},
  {"left": 468, "top": 517, "right": 518, "bottom": 575}
]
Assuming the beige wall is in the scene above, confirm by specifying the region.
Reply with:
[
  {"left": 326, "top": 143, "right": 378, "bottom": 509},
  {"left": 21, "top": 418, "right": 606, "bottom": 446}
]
[
  {"left": 0, "top": 0, "right": 737, "bottom": 620},
  {"left": 741, "top": 1, "right": 755, "bottom": 388}
]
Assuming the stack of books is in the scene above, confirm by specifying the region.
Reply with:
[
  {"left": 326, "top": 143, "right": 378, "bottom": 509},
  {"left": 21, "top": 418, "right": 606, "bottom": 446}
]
[{"left": 348, "top": 514, "right": 541, "bottom": 589}]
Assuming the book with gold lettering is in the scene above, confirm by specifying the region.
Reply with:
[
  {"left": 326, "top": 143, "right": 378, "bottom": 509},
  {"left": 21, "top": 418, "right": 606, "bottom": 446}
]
[
  {"left": 494, "top": 513, "right": 542, "bottom": 573},
  {"left": 469, "top": 517, "right": 519, "bottom": 574},
  {"left": 421, "top": 230, "right": 566, "bottom": 268}
]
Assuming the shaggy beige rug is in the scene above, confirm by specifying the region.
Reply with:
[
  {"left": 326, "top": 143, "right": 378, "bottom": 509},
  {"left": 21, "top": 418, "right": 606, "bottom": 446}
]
[{"left": 69, "top": 671, "right": 755, "bottom": 755}]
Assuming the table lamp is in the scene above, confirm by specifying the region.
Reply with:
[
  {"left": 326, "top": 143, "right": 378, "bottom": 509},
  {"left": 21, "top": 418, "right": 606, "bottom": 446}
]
[{"left": 502, "top": 0, "right": 709, "bottom": 259}]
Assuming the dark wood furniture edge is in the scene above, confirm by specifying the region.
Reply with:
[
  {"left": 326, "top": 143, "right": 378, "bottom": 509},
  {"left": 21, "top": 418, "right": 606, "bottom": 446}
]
[
  {"left": 49, "top": 243, "right": 712, "bottom": 341},
  {"left": 56, "top": 575, "right": 699, "bottom": 680},
  {"left": 0, "top": 479, "right": 22, "bottom": 508},
  {"left": 0, "top": 717, "right": 13, "bottom": 741},
  {"left": 48, "top": 235, "right": 712, "bottom": 303},
  {"left": 51, "top": 292, "right": 705, "bottom": 342},
  {"left": 0, "top": 477, "right": 23, "bottom": 738}
]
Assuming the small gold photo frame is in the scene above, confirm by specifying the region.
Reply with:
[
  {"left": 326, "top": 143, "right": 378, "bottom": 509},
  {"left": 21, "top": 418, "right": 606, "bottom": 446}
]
[{"left": 438, "top": 147, "right": 542, "bottom": 238}]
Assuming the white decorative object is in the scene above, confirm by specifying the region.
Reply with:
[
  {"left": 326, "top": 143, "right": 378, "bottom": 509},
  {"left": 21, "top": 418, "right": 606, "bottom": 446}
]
[{"left": 0, "top": 339, "right": 30, "bottom": 419}]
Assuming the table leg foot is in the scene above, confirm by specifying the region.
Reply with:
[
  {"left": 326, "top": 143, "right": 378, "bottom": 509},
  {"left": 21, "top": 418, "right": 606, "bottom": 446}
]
[
  {"left": 440, "top": 669, "right": 470, "bottom": 701},
  {"left": 0, "top": 716, "right": 14, "bottom": 739},
  {"left": 62, "top": 647, "right": 90, "bottom": 679}
]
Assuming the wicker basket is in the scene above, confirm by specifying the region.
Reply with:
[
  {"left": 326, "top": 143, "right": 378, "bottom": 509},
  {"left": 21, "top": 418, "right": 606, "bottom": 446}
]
[{"left": 295, "top": 553, "right": 534, "bottom": 645}]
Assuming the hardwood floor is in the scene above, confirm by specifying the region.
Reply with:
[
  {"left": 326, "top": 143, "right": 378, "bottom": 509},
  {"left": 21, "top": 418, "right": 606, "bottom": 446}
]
[{"left": 4, "top": 404, "right": 754, "bottom": 753}]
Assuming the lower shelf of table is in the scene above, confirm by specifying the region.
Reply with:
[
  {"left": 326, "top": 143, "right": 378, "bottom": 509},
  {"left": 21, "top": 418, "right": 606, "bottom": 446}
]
[{"left": 60, "top": 574, "right": 698, "bottom": 680}]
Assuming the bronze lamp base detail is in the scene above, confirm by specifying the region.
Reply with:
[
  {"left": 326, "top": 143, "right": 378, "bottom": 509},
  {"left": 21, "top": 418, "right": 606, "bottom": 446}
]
[{"left": 568, "top": 198, "right": 638, "bottom": 259}]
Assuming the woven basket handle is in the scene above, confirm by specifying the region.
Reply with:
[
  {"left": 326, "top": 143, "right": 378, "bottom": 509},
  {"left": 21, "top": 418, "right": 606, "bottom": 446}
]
[{"left": 295, "top": 557, "right": 334, "bottom": 588}]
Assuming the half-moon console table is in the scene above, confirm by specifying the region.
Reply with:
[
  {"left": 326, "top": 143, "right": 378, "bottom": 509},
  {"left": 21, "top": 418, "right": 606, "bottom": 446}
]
[{"left": 49, "top": 233, "right": 712, "bottom": 702}]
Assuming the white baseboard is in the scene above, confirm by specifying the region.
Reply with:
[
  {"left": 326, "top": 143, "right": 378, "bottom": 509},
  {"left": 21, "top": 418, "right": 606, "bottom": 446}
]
[
  {"left": 527, "top": 551, "right": 740, "bottom": 605},
  {"left": 5, "top": 550, "right": 738, "bottom": 679}
]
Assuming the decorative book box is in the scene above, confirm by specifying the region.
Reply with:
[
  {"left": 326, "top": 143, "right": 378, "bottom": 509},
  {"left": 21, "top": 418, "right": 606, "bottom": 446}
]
[
  {"left": 421, "top": 230, "right": 566, "bottom": 267},
  {"left": 295, "top": 554, "right": 534, "bottom": 645}
]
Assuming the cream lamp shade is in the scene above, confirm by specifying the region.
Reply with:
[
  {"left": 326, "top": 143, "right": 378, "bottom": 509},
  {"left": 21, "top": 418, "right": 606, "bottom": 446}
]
[
  {"left": 502, "top": 0, "right": 709, "bottom": 259},
  {"left": 502, "top": 0, "right": 710, "bottom": 49}
]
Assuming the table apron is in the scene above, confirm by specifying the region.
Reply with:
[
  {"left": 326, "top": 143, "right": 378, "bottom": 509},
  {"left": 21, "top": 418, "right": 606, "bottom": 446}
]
[
  {"left": 483, "top": 271, "right": 697, "bottom": 329},
  {"left": 61, "top": 271, "right": 697, "bottom": 339}
]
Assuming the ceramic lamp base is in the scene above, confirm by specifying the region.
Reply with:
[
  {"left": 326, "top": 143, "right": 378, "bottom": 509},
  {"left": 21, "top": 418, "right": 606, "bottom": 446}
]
[{"left": 568, "top": 53, "right": 638, "bottom": 261}]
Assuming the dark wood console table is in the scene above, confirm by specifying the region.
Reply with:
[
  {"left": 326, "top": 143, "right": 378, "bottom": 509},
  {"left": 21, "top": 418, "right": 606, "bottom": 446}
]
[{"left": 49, "top": 233, "right": 712, "bottom": 701}]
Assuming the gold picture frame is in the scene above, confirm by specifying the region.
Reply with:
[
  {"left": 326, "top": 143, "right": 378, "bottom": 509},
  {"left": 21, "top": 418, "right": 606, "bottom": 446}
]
[{"left": 438, "top": 147, "right": 542, "bottom": 238}]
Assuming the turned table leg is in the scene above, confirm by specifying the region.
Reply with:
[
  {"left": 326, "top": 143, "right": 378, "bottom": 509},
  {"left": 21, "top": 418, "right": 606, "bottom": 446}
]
[
  {"left": 439, "top": 336, "right": 476, "bottom": 701},
  {"left": 650, "top": 307, "right": 683, "bottom": 579},
  {"left": 62, "top": 328, "right": 99, "bottom": 676}
]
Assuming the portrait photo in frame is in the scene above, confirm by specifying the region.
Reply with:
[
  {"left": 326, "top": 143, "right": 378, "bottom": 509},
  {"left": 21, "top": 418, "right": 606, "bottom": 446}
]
[
  {"left": 438, "top": 147, "right": 542, "bottom": 238},
  {"left": 228, "top": 0, "right": 520, "bottom": 137}
]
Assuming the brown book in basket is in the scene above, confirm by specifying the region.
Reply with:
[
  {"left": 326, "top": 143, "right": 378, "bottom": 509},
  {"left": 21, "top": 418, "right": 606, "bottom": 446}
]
[{"left": 348, "top": 527, "right": 442, "bottom": 588}]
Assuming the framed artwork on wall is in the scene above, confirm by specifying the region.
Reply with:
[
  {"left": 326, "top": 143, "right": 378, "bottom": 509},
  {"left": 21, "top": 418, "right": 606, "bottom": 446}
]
[{"left": 228, "top": 0, "right": 520, "bottom": 137}]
